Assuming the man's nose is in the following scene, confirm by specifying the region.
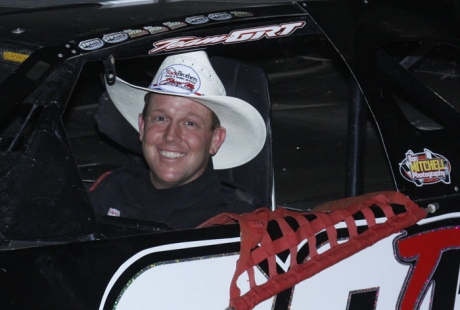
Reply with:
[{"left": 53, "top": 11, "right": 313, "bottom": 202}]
[{"left": 163, "top": 122, "right": 181, "bottom": 143}]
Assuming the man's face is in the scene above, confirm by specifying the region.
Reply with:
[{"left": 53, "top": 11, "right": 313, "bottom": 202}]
[{"left": 138, "top": 93, "right": 226, "bottom": 189}]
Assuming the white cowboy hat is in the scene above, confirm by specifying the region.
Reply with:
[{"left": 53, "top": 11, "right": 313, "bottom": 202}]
[{"left": 105, "top": 50, "right": 266, "bottom": 169}]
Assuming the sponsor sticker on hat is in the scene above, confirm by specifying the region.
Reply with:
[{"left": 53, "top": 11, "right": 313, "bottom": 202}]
[
  {"left": 163, "top": 22, "right": 187, "bottom": 30},
  {"left": 103, "top": 32, "right": 129, "bottom": 44},
  {"left": 185, "top": 15, "right": 209, "bottom": 25},
  {"left": 399, "top": 148, "right": 451, "bottom": 187},
  {"left": 124, "top": 29, "right": 149, "bottom": 38},
  {"left": 208, "top": 12, "right": 232, "bottom": 21},
  {"left": 78, "top": 38, "right": 104, "bottom": 51},
  {"left": 150, "top": 64, "right": 201, "bottom": 95},
  {"left": 144, "top": 26, "right": 169, "bottom": 35},
  {"left": 230, "top": 11, "right": 254, "bottom": 17}
]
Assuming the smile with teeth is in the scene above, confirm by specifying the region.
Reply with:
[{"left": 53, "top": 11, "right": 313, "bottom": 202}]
[{"left": 159, "top": 150, "right": 186, "bottom": 159}]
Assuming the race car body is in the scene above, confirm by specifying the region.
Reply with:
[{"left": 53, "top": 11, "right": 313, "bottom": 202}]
[{"left": 0, "top": 1, "right": 459, "bottom": 309}]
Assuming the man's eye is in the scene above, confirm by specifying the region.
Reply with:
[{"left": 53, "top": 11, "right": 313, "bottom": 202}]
[
  {"left": 185, "top": 121, "right": 196, "bottom": 127},
  {"left": 154, "top": 116, "right": 166, "bottom": 121}
]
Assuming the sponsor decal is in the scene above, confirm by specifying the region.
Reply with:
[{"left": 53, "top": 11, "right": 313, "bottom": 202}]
[
  {"left": 124, "top": 29, "right": 149, "bottom": 38},
  {"left": 78, "top": 38, "right": 104, "bottom": 51},
  {"left": 3, "top": 51, "right": 28, "bottom": 63},
  {"left": 185, "top": 15, "right": 209, "bottom": 25},
  {"left": 101, "top": 212, "right": 460, "bottom": 309},
  {"left": 208, "top": 12, "right": 232, "bottom": 21},
  {"left": 399, "top": 148, "right": 451, "bottom": 187},
  {"left": 149, "top": 64, "right": 201, "bottom": 95},
  {"left": 108, "top": 208, "right": 120, "bottom": 217},
  {"left": 148, "top": 21, "right": 306, "bottom": 54},
  {"left": 143, "top": 26, "right": 169, "bottom": 35},
  {"left": 103, "top": 32, "right": 129, "bottom": 44},
  {"left": 163, "top": 21, "right": 187, "bottom": 30},
  {"left": 231, "top": 11, "right": 253, "bottom": 17}
]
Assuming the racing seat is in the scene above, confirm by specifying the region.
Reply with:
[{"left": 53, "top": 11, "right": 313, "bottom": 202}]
[{"left": 94, "top": 56, "right": 273, "bottom": 208}]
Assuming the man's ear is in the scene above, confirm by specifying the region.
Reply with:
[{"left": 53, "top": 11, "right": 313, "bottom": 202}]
[
  {"left": 138, "top": 113, "right": 145, "bottom": 142},
  {"left": 210, "top": 127, "right": 226, "bottom": 155}
]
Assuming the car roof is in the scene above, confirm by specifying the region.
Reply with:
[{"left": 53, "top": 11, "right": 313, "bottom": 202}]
[
  {"left": 0, "top": 0, "right": 300, "bottom": 9},
  {"left": 0, "top": 1, "right": 306, "bottom": 47}
]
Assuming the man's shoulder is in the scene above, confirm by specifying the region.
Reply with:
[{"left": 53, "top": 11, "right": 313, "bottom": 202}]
[
  {"left": 222, "top": 186, "right": 256, "bottom": 204},
  {"left": 219, "top": 180, "right": 262, "bottom": 210},
  {"left": 88, "top": 164, "right": 151, "bottom": 216},
  {"left": 197, "top": 184, "right": 261, "bottom": 224},
  {"left": 89, "top": 164, "right": 148, "bottom": 192}
]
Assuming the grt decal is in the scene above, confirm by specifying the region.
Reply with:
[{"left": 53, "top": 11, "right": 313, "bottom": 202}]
[
  {"left": 399, "top": 149, "right": 451, "bottom": 187},
  {"left": 148, "top": 21, "right": 306, "bottom": 54}
]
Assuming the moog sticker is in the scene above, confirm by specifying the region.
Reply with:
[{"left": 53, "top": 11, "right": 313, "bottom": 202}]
[
  {"left": 103, "top": 32, "right": 129, "bottom": 44},
  {"left": 148, "top": 21, "right": 306, "bottom": 54},
  {"left": 185, "top": 15, "right": 209, "bottom": 25},
  {"left": 78, "top": 38, "right": 104, "bottom": 50},
  {"left": 399, "top": 148, "right": 451, "bottom": 187},
  {"left": 208, "top": 12, "right": 232, "bottom": 21}
]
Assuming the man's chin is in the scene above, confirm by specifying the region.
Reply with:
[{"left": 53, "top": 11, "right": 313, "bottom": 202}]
[
  {"left": 150, "top": 173, "right": 191, "bottom": 189},
  {"left": 149, "top": 164, "right": 208, "bottom": 189}
]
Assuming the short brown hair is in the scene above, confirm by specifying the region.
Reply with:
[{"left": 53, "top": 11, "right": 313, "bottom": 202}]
[{"left": 143, "top": 92, "right": 220, "bottom": 130}]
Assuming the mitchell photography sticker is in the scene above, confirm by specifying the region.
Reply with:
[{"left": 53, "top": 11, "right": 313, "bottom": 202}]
[
  {"left": 150, "top": 64, "right": 201, "bottom": 95},
  {"left": 78, "top": 38, "right": 104, "bottom": 50},
  {"left": 399, "top": 149, "right": 451, "bottom": 187}
]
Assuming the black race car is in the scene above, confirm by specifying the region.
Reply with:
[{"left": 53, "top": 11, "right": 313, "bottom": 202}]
[{"left": 0, "top": 1, "right": 459, "bottom": 309}]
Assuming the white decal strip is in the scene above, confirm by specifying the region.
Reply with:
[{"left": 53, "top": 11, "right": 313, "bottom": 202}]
[{"left": 418, "top": 212, "right": 460, "bottom": 225}]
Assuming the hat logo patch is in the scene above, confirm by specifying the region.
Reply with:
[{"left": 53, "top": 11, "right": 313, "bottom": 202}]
[{"left": 152, "top": 64, "right": 201, "bottom": 95}]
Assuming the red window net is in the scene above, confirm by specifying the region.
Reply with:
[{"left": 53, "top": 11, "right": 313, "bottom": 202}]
[{"left": 199, "top": 191, "right": 427, "bottom": 310}]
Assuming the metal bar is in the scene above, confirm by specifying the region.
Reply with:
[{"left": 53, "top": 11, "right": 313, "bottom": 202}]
[
  {"left": 7, "top": 104, "right": 39, "bottom": 152},
  {"left": 346, "top": 77, "right": 366, "bottom": 197}
]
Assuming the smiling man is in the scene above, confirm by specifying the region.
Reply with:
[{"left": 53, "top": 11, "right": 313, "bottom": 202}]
[
  {"left": 139, "top": 93, "right": 226, "bottom": 189},
  {"left": 89, "top": 51, "right": 267, "bottom": 229}
]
